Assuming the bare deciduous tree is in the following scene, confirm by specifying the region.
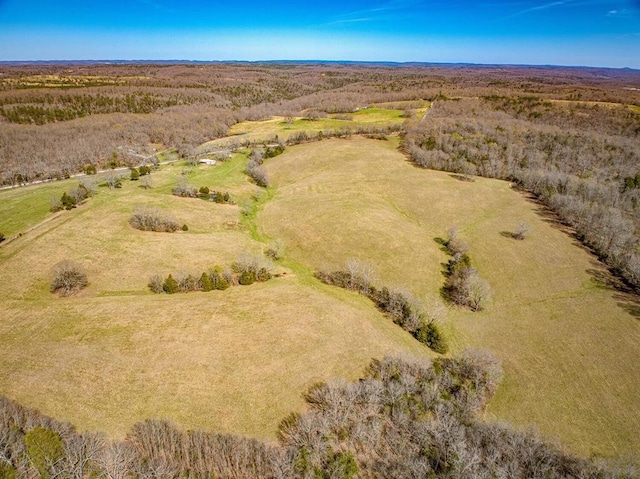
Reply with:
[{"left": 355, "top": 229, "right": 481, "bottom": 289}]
[
  {"left": 50, "top": 260, "right": 88, "bottom": 296},
  {"left": 513, "top": 220, "right": 530, "bottom": 240}
]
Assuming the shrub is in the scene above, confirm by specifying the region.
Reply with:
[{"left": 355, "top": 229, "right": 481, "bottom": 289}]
[
  {"left": 200, "top": 272, "right": 214, "bottom": 292},
  {"left": 83, "top": 164, "right": 97, "bottom": 175},
  {"left": 105, "top": 172, "right": 123, "bottom": 189},
  {"left": 416, "top": 321, "right": 448, "bottom": 353},
  {"left": 198, "top": 186, "right": 210, "bottom": 197},
  {"left": 130, "top": 168, "right": 140, "bottom": 181},
  {"left": 238, "top": 270, "right": 256, "bottom": 286},
  {"left": 0, "top": 232, "right": 5, "bottom": 243},
  {"left": 68, "top": 185, "right": 88, "bottom": 204},
  {"left": 50, "top": 260, "right": 88, "bottom": 296},
  {"left": 232, "top": 253, "right": 273, "bottom": 283},
  {"left": 246, "top": 164, "right": 269, "bottom": 187},
  {"left": 265, "top": 240, "right": 283, "bottom": 261},
  {"left": 445, "top": 226, "right": 468, "bottom": 256},
  {"left": 173, "top": 272, "right": 199, "bottom": 292},
  {"left": 148, "top": 274, "right": 164, "bottom": 294},
  {"left": 209, "top": 267, "right": 231, "bottom": 290},
  {"left": 140, "top": 175, "right": 153, "bottom": 189},
  {"left": 513, "top": 220, "right": 530, "bottom": 240},
  {"left": 172, "top": 179, "right": 197, "bottom": 197},
  {"left": 130, "top": 207, "right": 180, "bottom": 233},
  {"left": 50, "top": 196, "right": 63, "bottom": 212},
  {"left": 138, "top": 165, "right": 152, "bottom": 176},
  {"left": 181, "top": 224, "right": 189, "bottom": 231},
  {"left": 60, "top": 191, "right": 76, "bottom": 210},
  {"left": 211, "top": 190, "right": 231, "bottom": 203},
  {"left": 162, "top": 274, "right": 179, "bottom": 294},
  {"left": 264, "top": 144, "right": 285, "bottom": 158}
]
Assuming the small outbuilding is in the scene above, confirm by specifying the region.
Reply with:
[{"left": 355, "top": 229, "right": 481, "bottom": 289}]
[{"left": 198, "top": 159, "right": 217, "bottom": 166}]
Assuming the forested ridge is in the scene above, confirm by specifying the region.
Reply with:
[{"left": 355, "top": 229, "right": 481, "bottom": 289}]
[
  {"left": 1, "top": 63, "right": 638, "bottom": 185},
  {"left": 1, "top": 63, "right": 640, "bottom": 477}
]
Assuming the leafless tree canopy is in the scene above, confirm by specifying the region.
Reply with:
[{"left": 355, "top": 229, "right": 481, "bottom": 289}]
[
  {"left": 0, "top": 353, "right": 632, "bottom": 478},
  {"left": 50, "top": 260, "right": 88, "bottom": 296}
]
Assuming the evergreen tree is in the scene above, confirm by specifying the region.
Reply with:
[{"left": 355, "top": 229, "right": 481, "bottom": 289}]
[
  {"left": 60, "top": 192, "right": 76, "bottom": 210},
  {"left": 163, "top": 274, "right": 179, "bottom": 294},
  {"left": 200, "top": 272, "right": 214, "bottom": 292}
]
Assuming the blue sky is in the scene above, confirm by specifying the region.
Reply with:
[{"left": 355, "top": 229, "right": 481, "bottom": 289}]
[{"left": 0, "top": 0, "right": 639, "bottom": 68}]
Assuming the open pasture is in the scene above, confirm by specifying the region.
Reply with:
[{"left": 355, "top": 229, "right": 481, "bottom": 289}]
[
  {"left": 0, "top": 148, "right": 429, "bottom": 439},
  {"left": 259, "top": 137, "right": 640, "bottom": 459}
]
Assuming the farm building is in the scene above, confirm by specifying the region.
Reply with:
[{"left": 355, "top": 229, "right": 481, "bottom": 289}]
[{"left": 198, "top": 159, "right": 217, "bottom": 166}]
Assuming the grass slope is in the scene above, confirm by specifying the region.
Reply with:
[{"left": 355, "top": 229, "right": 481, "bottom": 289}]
[
  {"left": 0, "top": 153, "right": 429, "bottom": 439},
  {"left": 259, "top": 137, "right": 640, "bottom": 460},
  {"left": 201, "top": 105, "right": 427, "bottom": 150}
]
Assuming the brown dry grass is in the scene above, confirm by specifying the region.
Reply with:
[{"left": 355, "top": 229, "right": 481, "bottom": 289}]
[
  {"left": 259, "top": 137, "right": 640, "bottom": 460},
  {"left": 0, "top": 155, "right": 429, "bottom": 440}
]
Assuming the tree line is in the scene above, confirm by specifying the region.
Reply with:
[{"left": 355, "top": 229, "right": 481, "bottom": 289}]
[
  {"left": 1, "top": 351, "right": 632, "bottom": 478},
  {"left": 404, "top": 95, "right": 640, "bottom": 289},
  {"left": 3, "top": 62, "right": 637, "bottom": 186}
]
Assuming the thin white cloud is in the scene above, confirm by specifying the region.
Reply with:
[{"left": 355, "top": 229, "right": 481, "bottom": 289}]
[
  {"left": 606, "top": 8, "right": 634, "bottom": 16},
  {"left": 323, "top": 0, "right": 421, "bottom": 26},
  {"left": 500, "top": 0, "right": 570, "bottom": 20},
  {"left": 498, "top": 0, "right": 622, "bottom": 21}
]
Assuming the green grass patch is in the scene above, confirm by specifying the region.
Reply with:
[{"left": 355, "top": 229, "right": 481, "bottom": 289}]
[
  {"left": 0, "top": 181, "right": 76, "bottom": 238},
  {"left": 207, "top": 107, "right": 411, "bottom": 147}
]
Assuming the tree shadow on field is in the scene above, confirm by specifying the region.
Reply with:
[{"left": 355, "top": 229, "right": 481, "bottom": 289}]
[
  {"left": 448, "top": 173, "right": 476, "bottom": 182},
  {"left": 500, "top": 231, "right": 522, "bottom": 240},
  {"left": 616, "top": 300, "right": 640, "bottom": 319},
  {"left": 586, "top": 261, "right": 640, "bottom": 321},
  {"left": 515, "top": 188, "right": 640, "bottom": 321}
]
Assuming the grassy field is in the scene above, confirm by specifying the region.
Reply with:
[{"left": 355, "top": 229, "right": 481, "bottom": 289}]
[
  {"left": 259, "top": 137, "right": 640, "bottom": 460},
  {"left": 201, "top": 105, "right": 427, "bottom": 150},
  {"left": 0, "top": 181, "right": 75, "bottom": 238},
  {"left": 0, "top": 149, "right": 429, "bottom": 439},
  {"left": 1, "top": 121, "right": 639, "bottom": 461}
]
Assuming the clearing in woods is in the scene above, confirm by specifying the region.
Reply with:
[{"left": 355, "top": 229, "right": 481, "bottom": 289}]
[
  {"left": 259, "top": 136, "right": 640, "bottom": 460},
  {"left": 0, "top": 127, "right": 638, "bottom": 461},
  {"left": 0, "top": 147, "right": 429, "bottom": 439}
]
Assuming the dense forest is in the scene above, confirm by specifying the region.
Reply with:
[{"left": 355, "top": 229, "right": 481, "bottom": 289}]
[{"left": 1, "top": 63, "right": 639, "bottom": 185}]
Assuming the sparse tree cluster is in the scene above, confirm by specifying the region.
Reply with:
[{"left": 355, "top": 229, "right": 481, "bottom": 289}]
[
  {"left": 245, "top": 148, "right": 270, "bottom": 188},
  {"left": 196, "top": 186, "right": 232, "bottom": 203},
  {"left": 149, "top": 254, "right": 273, "bottom": 294},
  {"left": 129, "top": 207, "right": 181, "bottom": 233},
  {"left": 317, "top": 259, "right": 448, "bottom": 353},
  {"left": 441, "top": 228, "right": 492, "bottom": 311},
  {"left": 50, "top": 182, "right": 92, "bottom": 212},
  {"left": 171, "top": 178, "right": 198, "bottom": 198}
]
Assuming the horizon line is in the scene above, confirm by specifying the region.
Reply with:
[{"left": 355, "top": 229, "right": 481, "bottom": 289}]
[{"left": 0, "top": 59, "right": 638, "bottom": 71}]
